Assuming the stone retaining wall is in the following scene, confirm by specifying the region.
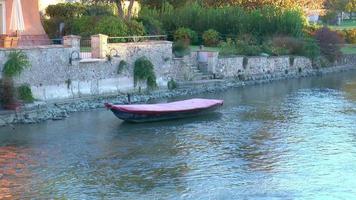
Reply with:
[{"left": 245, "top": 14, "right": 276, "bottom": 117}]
[
  {"left": 0, "top": 39, "right": 173, "bottom": 100},
  {"left": 216, "top": 56, "right": 312, "bottom": 78}
]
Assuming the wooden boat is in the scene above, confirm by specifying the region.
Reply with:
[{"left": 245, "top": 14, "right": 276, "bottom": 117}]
[{"left": 105, "top": 98, "right": 224, "bottom": 123}]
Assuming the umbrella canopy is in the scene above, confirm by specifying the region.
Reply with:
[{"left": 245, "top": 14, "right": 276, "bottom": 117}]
[{"left": 9, "top": 0, "right": 25, "bottom": 33}]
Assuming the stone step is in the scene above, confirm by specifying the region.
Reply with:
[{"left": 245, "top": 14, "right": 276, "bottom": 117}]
[{"left": 177, "top": 79, "right": 225, "bottom": 88}]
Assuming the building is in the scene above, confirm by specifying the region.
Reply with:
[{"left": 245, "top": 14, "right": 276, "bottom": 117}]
[{"left": 0, "top": 0, "right": 48, "bottom": 46}]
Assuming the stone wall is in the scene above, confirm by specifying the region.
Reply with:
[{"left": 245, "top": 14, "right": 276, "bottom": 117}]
[
  {"left": 217, "top": 56, "right": 312, "bottom": 78},
  {"left": 0, "top": 39, "right": 174, "bottom": 100}
]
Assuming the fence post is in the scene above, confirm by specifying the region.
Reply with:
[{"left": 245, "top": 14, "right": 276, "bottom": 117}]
[
  {"left": 91, "top": 34, "right": 108, "bottom": 59},
  {"left": 63, "top": 35, "right": 81, "bottom": 52}
]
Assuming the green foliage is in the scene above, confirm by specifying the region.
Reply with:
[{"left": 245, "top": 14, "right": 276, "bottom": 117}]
[
  {"left": 118, "top": 60, "right": 128, "bottom": 74},
  {"left": 141, "top": 3, "right": 305, "bottom": 41},
  {"left": 219, "top": 38, "right": 239, "bottom": 56},
  {"left": 167, "top": 78, "right": 178, "bottom": 90},
  {"left": 71, "top": 16, "right": 97, "bottom": 37},
  {"left": 125, "top": 20, "right": 146, "bottom": 36},
  {"left": 302, "top": 38, "right": 321, "bottom": 61},
  {"left": 202, "top": 29, "right": 220, "bottom": 47},
  {"left": 137, "top": 16, "right": 164, "bottom": 35},
  {"left": 17, "top": 84, "right": 35, "bottom": 103},
  {"left": 45, "top": 3, "right": 86, "bottom": 19},
  {"left": 173, "top": 40, "right": 190, "bottom": 57},
  {"left": 94, "top": 16, "right": 128, "bottom": 37},
  {"left": 134, "top": 57, "right": 157, "bottom": 90},
  {"left": 174, "top": 28, "right": 198, "bottom": 45},
  {"left": 84, "top": 4, "right": 115, "bottom": 16},
  {"left": 2, "top": 51, "right": 31, "bottom": 78}
]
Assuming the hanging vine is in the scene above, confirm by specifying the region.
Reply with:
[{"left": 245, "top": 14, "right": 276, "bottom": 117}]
[{"left": 133, "top": 57, "right": 157, "bottom": 90}]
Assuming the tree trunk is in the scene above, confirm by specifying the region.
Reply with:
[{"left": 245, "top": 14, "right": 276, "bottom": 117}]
[
  {"left": 126, "top": 0, "right": 135, "bottom": 20},
  {"left": 114, "top": 0, "right": 124, "bottom": 18}
]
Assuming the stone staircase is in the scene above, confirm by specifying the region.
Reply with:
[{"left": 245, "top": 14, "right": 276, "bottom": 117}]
[
  {"left": 177, "top": 64, "right": 212, "bottom": 81},
  {"left": 174, "top": 59, "right": 213, "bottom": 81}
]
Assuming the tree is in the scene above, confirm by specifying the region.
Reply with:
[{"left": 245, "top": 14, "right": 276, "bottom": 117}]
[
  {"left": 139, "top": 0, "right": 326, "bottom": 10},
  {"left": 83, "top": 0, "right": 135, "bottom": 19}
]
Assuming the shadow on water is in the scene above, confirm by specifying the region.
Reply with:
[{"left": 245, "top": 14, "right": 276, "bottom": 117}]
[{"left": 117, "top": 112, "right": 223, "bottom": 132}]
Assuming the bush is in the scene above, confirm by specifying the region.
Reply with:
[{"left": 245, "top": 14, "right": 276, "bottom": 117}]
[
  {"left": 2, "top": 51, "right": 31, "bottom": 78},
  {"left": 219, "top": 38, "right": 239, "bottom": 56},
  {"left": 174, "top": 27, "right": 198, "bottom": 45},
  {"left": 134, "top": 57, "right": 157, "bottom": 90},
  {"left": 203, "top": 29, "right": 220, "bottom": 47},
  {"left": 302, "top": 38, "right": 320, "bottom": 62},
  {"left": 84, "top": 4, "right": 115, "bottom": 16},
  {"left": 342, "top": 29, "right": 356, "bottom": 44},
  {"left": 219, "top": 37, "right": 265, "bottom": 56},
  {"left": 173, "top": 40, "right": 190, "bottom": 57},
  {"left": 45, "top": 3, "right": 86, "bottom": 19},
  {"left": 17, "top": 85, "right": 35, "bottom": 103},
  {"left": 125, "top": 20, "right": 146, "bottom": 36},
  {"left": 315, "top": 27, "right": 344, "bottom": 62},
  {"left": 71, "top": 16, "right": 97, "bottom": 37},
  {"left": 167, "top": 78, "right": 178, "bottom": 90},
  {"left": 137, "top": 15, "right": 164, "bottom": 35},
  {"left": 95, "top": 16, "right": 128, "bottom": 37},
  {"left": 271, "top": 36, "right": 304, "bottom": 55}
]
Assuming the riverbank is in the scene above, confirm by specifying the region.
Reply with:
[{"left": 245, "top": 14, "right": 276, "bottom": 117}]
[{"left": 0, "top": 64, "right": 355, "bottom": 127}]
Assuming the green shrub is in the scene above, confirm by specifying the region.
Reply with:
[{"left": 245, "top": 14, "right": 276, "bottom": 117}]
[
  {"left": 167, "top": 78, "right": 178, "bottom": 90},
  {"left": 95, "top": 16, "right": 128, "bottom": 37},
  {"left": 84, "top": 4, "right": 115, "bottom": 16},
  {"left": 174, "top": 27, "right": 198, "bottom": 45},
  {"left": 71, "top": 16, "right": 97, "bottom": 37},
  {"left": 137, "top": 15, "right": 164, "bottom": 35},
  {"left": 315, "top": 27, "right": 344, "bottom": 62},
  {"left": 2, "top": 51, "right": 31, "bottom": 78},
  {"left": 125, "top": 20, "right": 146, "bottom": 36},
  {"left": 219, "top": 39, "right": 239, "bottom": 56},
  {"left": 17, "top": 85, "right": 35, "bottom": 103},
  {"left": 302, "top": 38, "right": 320, "bottom": 62},
  {"left": 202, "top": 29, "right": 220, "bottom": 47},
  {"left": 134, "top": 57, "right": 157, "bottom": 90},
  {"left": 173, "top": 40, "right": 190, "bottom": 57},
  {"left": 45, "top": 3, "right": 86, "bottom": 19},
  {"left": 117, "top": 60, "right": 128, "bottom": 74}
]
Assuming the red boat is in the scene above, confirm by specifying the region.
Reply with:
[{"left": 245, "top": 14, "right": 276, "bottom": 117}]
[{"left": 105, "top": 98, "right": 224, "bottom": 123}]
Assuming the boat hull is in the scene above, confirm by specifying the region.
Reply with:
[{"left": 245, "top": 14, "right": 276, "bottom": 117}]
[{"left": 108, "top": 103, "right": 222, "bottom": 123}]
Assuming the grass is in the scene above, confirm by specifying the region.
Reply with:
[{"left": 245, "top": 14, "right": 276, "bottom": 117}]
[
  {"left": 341, "top": 44, "right": 356, "bottom": 54},
  {"left": 190, "top": 45, "right": 220, "bottom": 52},
  {"left": 329, "top": 20, "right": 356, "bottom": 30}
]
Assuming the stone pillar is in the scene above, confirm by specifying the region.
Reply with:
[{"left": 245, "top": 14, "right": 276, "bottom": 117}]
[
  {"left": 91, "top": 34, "right": 108, "bottom": 59},
  {"left": 63, "top": 35, "right": 81, "bottom": 52}
]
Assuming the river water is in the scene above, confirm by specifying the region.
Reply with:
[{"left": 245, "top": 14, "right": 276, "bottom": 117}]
[{"left": 0, "top": 72, "right": 356, "bottom": 199}]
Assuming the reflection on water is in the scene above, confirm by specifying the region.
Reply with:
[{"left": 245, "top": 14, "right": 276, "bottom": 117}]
[
  {"left": 0, "top": 146, "right": 34, "bottom": 199},
  {"left": 0, "top": 71, "right": 356, "bottom": 199}
]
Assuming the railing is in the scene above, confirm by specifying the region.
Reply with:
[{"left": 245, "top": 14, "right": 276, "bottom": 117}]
[
  {"left": 80, "top": 38, "right": 92, "bottom": 59},
  {"left": 0, "top": 38, "right": 63, "bottom": 48},
  {"left": 108, "top": 35, "right": 167, "bottom": 43}
]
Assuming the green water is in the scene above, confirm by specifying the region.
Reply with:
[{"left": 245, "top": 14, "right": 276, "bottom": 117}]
[{"left": 0, "top": 71, "right": 355, "bottom": 199}]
